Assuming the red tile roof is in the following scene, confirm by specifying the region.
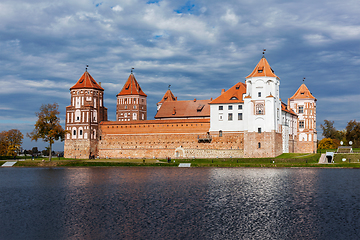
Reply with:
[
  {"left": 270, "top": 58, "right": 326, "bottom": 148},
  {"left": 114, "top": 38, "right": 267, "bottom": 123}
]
[
  {"left": 155, "top": 99, "right": 210, "bottom": 119},
  {"left": 117, "top": 73, "right": 147, "bottom": 97},
  {"left": 246, "top": 56, "right": 279, "bottom": 79},
  {"left": 209, "top": 82, "right": 247, "bottom": 104},
  {"left": 289, "top": 83, "right": 316, "bottom": 100},
  {"left": 70, "top": 71, "right": 104, "bottom": 90},
  {"left": 158, "top": 89, "right": 177, "bottom": 104},
  {"left": 281, "top": 102, "right": 297, "bottom": 116}
]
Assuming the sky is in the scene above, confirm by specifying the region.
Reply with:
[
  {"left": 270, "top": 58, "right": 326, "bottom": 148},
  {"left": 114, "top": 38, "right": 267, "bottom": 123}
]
[{"left": 0, "top": 0, "right": 359, "bottom": 151}]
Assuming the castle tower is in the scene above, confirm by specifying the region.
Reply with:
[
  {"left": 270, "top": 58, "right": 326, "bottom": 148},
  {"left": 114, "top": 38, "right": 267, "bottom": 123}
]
[
  {"left": 157, "top": 89, "right": 177, "bottom": 111},
  {"left": 243, "top": 56, "right": 282, "bottom": 157},
  {"left": 116, "top": 73, "right": 147, "bottom": 121},
  {"left": 64, "top": 70, "right": 108, "bottom": 158},
  {"left": 288, "top": 83, "right": 317, "bottom": 153}
]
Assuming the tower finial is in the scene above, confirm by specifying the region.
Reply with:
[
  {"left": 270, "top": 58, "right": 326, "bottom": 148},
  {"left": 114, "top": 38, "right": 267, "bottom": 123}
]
[
  {"left": 168, "top": 84, "right": 171, "bottom": 90},
  {"left": 303, "top": 77, "right": 305, "bottom": 82},
  {"left": 262, "top": 49, "right": 266, "bottom": 57},
  {"left": 131, "top": 68, "right": 134, "bottom": 74},
  {"left": 86, "top": 65, "right": 89, "bottom": 72}
]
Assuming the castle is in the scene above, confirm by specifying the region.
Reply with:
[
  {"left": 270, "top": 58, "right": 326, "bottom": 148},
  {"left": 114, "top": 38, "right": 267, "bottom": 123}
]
[{"left": 64, "top": 56, "right": 317, "bottom": 159}]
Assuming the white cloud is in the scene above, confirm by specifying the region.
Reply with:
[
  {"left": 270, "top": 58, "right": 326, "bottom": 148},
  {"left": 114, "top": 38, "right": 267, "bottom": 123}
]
[{"left": 112, "top": 5, "right": 123, "bottom": 12}]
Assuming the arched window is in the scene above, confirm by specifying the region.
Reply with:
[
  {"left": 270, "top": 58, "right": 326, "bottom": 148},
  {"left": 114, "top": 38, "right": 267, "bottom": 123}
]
[
  {"left": 219, "top": 130, "right": 223, "bottom": 137},
  {"left": 255, "top": 103, "right": 264, "bottom": 115},
  {"left": 258, "top": 142, "right": 261, "bottom": 148},
  {"left": 80, "top": 130, "right": 83, "bottom": 135},
  {"left": 73, "top": 130, "right": 76, "bottom": 135}
]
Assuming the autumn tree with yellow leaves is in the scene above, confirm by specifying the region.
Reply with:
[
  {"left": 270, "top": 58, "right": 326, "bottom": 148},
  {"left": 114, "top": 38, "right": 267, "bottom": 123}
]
[{"left": 27, "top": 103, "right": 66, "bottom": 161}]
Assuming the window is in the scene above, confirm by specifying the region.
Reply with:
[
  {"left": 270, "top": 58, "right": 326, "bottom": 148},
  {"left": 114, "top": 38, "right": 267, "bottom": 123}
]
[
  {"left": 299, "top": 120, "right": 305, "bottom": 128},
  {"left": 219, "top": 106, "right": 223, "bottom": 110},
  {"left": 80, "top": 130, "right": 83, "bottom": 135},
  {"left": 298, "top": 106, "right": 304, "bottom": 114},
  {"left": 258, "top": 128, "right": 261, "bottom": 133},
  {"left": 258, "top": 67, "right": 263, "bottom": 73},
  {"left": 125, "top": 106, "right": 128, "bottom": 109},
  {"left": 134, "top": 105, "right": 136, "bottom": 109},
  {"left": 255, "top": 103, "right": 264, "bottom": 115},
  {"left": 258, "top": 92, "right": 261, "bottom": 97},
  {"left": 228, "top": 105, "right": 233, "bottom": 110},
  {"left": 238, "top": 105, "right": 242, "bottom": 110},
  {"left": 219, "top": 114, "right": 223, "bottom": 121},
  {"left": 228, "top": 113, "right": 233, "bottom": 121},
  {"left": 258, "top": 142, "right": 261, "bottom": 148},
  {"left": 238, "top": 113, "right": 242, "bottom": 120},
  {"left": 73, "top": 130, "right": 76, "bottom": 135},
  {"left": 219, "top": 130, "right": 222, "bottom": 137}
]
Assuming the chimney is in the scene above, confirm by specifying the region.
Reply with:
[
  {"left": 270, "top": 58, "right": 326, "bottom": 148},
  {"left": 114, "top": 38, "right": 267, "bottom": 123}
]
[
  {"left": 194, "top": 98, "right": 196, "bottom": 102},
  {"left": 175, "top": 97, "right": 177, "bottom": 100},
  {"left": 99, "top": 82, "right": 102, "bottom": 87},
  {"left": 221, "top": 89, "right": 225, "bottom": 94}
]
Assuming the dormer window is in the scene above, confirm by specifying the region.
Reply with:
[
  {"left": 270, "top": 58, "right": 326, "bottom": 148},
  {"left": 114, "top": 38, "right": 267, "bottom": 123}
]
[
  {"left": 301, "top": 92, "right": 305, "bottom": 95},
  {"left": 230, "top": 96, "right": 238, "bottom": 100},
  {"left": 236, "top": 85, "right": 240, "bottom": 89},
  {"left": 258, "top": 67, "right": 263, "bottom": 73}
]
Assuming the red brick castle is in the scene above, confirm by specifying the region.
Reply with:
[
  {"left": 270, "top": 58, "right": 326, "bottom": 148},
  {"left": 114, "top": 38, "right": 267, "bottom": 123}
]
[{"left": 64, "top": 56, "right": 317, "bottom": 159}]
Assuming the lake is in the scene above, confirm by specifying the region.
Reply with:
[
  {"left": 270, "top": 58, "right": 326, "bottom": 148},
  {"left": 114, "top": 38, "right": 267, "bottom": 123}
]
[{"left": 0, "top": 167, "right": 360, "bottom": 239}]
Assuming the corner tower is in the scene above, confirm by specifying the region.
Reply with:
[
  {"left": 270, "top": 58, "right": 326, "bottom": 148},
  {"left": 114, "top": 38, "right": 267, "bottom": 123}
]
[
  {"left": 243, "top": 56, "right": 282, "bottom": 157},
  {"left": 64, "top": 70, "right": 108, "bottom": 158},
  {"left": 116, "top": 72, "right": 147, "bottom": 121},
  {"left": 289, "top": 83, "right": 317, "bottom": 153}
]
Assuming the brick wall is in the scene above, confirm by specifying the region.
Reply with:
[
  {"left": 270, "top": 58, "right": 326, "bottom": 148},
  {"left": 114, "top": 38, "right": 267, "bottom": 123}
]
[{"left": 243, "top": 131, "right": 282, "bottom": 158}]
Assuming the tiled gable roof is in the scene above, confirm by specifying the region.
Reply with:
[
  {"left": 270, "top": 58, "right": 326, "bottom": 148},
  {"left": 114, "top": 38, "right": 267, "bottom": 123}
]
[
  {"left": 289, "top": 83, "right": 316, "bottom": 100},
  {"left": 155, "top": 99, "right": 210, "bottom": 119},
  {"left": 246, "top": 56, "right": 279, "bottom": 79},
  {"left": 70, "top": 71, "right": 104, "bottom": 90},
  {"left": 117, "top": 73, "right": 147, "bottom": 97},
  {"left": 281, "top": 102, "right": 297, "bottom": 116},
  {"left": 209, "top": 82, "right": 246, "bottom": 104},
  {"left": 158, "top": 89, "right": 177, "bottom": 104}
]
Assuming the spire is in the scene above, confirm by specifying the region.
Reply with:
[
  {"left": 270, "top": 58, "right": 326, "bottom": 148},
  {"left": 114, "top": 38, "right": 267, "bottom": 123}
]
[
  {"left": 117, "top": 73, "right": 147, "bottom": 97},
  {"left": 246, "top": 56, "right": 279, "bottom": 79},
  {"left": 70, "top": 71, "right": 104, "bottom": 90},
  {"left": 158, "top": 89, "right": 177, "bottom": 104},
  {"left": 289, "top": 83, "right": 316, "bottom": 100}
]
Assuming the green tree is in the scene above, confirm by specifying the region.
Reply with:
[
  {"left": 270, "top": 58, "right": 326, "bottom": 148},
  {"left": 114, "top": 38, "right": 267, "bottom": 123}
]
[
  {"left": 27, "top": 103, "right": 66, "bottom": 161},
  {"left": 320, "top": 120, "right": 338, "bottom": 139},
  {"left": 345, "top": 120, "right": 360, "bottom": 147}
]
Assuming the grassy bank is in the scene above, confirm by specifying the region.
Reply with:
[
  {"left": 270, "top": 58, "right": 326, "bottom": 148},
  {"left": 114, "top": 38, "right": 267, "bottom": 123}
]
[{"left": 6, "top": 153, "right": 360, "bottom": 168}]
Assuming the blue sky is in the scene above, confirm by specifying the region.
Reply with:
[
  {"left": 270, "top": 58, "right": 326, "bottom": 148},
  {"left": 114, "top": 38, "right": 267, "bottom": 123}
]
[{"left": 1, "top": 0, "right": 359, "bottom": 151}]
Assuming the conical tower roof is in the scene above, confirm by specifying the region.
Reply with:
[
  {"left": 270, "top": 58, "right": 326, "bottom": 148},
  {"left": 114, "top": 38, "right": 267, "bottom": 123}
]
[
  {"left": 117, "top": 73, "right": 147, "bottom": 97},
  {"left": 246, "top": 56, "right": 279, "bottom": 79},
  {"left": 70, "top": 71, "right": 104, "bottom": 90},
  {"left": 158, "top": 89, "right": 176, "bottom": 104},
  {"left": 289, "top": 83, "right": 316, "bottom": 100}
]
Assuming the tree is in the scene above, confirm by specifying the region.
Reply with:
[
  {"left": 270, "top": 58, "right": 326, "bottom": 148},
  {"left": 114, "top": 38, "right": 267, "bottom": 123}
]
[
  {"left": 27, "top": 103, "right": 66, "bottom": 161},
  {"left": 5, "top": 129, "right": 24, "bottom": 156},
  {"left": 0, "top": 131, "right": 8, "bottom": 156},
  {"left": 345, "top": 120, "right": 360, "bottom": 147},
  {"left": 320, "top": 120, "right": 339, "bottom": 139},
  {"left": 0, "top": 129, "right": 23, "bottom": 156},
  {"left": 318, "top": 138, "right": 339, "bottom": 149}
]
